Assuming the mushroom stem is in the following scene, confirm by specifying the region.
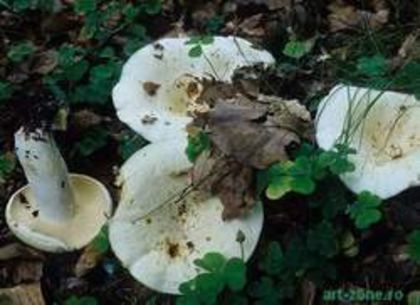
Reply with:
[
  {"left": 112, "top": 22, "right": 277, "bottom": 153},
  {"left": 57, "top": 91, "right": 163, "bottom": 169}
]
[{"left": 15, "top": 127, "right": 75, "bottom": 222}]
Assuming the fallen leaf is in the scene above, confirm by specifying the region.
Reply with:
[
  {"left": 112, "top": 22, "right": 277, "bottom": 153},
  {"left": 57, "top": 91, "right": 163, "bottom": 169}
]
[
  {"left": 0, "top": 283, "right": 45, "bottom": 305},
  {"left": 12, "top": 261, "right": 43, "bottom": 284},
  {"left": 188, "top": 69, "right": 312, "bottom": 219},
  {"left": 0, "top": 243, "right": 44, "bottom": 285},
  {"left": 73, "top": 109, "right": 103, "bottom": 129},
  {"left": 207, "top": 97, "right": 311, "bottom": 169},
  {"left": 238, "top": 14, "right": 266, "bottom": 38},
  {"left": 191, "top": 151, "right": 255, "bottom": 220},
  {"left": 32, "top": 50, "right": 58, "bottom": 75},
  {"left": 74, "top": 227, "right": 109, "bottom": 277},
  {"left": 299, "top": 279, "right": 316, "bottom": 305},
  {"left": 327, "top": 0, "right": 389, "bottom": 32},
  {"left": 235, "top": 0, "right": 293, "bottom": 10},
  {"left": 213, "top": 163, "right": 255, "bottom": 220},
  {"left": 390, "top": 30, "right": 420, "bottom": 70},
  {"left": 74, "top": 243, "right": 104, "bottom": 277}
]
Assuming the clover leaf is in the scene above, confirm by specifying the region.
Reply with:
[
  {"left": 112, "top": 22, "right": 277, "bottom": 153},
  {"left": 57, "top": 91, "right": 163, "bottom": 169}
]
[
  {"left": 178, "top": 253, "right": 246, "bottom": 305},
  {"left": 186, "top": 131, "right": 210, "bottom": 162},
  {"left": 307, "top": 221, "right": 338, "bottom": 258},
  {"left": 408, "top": 230, "right": 420, "bottom": 264},
  {"left": 348, "top": 191, "right": 383, "bottom": 229}
]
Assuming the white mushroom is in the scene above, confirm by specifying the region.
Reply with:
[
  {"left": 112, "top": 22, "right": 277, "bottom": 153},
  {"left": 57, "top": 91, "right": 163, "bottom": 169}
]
[
  {"left": 6, "top": 128, "right": 112, "bottom": 252},
  {"left": 316, "top": 84, "right": 420, "bottom": 198},
  {"left": 112, "top": 36, "right": 275, "bottom": 142},
  {"left": 109, "top": 138, "right": 263, "bottom": 294}
]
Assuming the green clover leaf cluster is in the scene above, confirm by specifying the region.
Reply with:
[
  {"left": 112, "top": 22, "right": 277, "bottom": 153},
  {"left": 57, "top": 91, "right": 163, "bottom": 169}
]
[
  {"left": 348, "top": 191, "right": 383, "bottom": 230},
  {"left": 262, "top": 144, "right": 355, "bottom": 200},
  {"left": 186, "top": 36, "right": 215, "bottom": 58},
  {"left": 177, "top": 253, "right": 246, "bottom": 305}
]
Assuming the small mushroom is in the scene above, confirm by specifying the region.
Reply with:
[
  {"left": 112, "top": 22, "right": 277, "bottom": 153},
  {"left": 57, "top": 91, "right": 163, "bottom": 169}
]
[
  {"left": 6, "top": 128, "right": 112, "bottom": 252},
  {"left": 112, "top": 36, "right": 275, "bottom": 142},
  {"left": 316, "top": 84, "right": 420, "bottom": 198},
  {"left": 109, "top": 138, "right": 263, "bottom": 294}
]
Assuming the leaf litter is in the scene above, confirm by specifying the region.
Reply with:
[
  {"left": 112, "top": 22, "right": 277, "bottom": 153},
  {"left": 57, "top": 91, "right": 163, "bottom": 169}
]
[{"left": 188, "top": 65, "right": 313, "bottom": 219}]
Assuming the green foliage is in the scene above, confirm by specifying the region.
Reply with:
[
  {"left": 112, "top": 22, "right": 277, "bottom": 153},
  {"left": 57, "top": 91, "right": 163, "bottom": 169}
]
[
  {"left": 4, "top": 0, "right": 54, "bottom": 12},
  {"left": 263, "top": 144, "right": 355, "bottom": 199},
  {"left": 118, "top": 133, "right": 148, "bottom": 161},
  {"left": 407, "top": 230, "right": 420, "bottom": 264},
  {"left": 64, "top": 296, "right": 98, "bottom": 305},
  {"left": 139, "top": 0, "right": 162, "bottom": 15},
  {"left": 248, "top": 277, "right": 282, "bottom": 305},
  {"left": 177, "top": 253, "right": 246, "bottom": 305},
  {"left": 0, "top": 82, "right": 13, "bottom": 102},
  {"left": 74, "top": 0, "right": 96, "bottom": 15},
  {"left": 310, "top": 180, "right": 348, "bottom": 220},
  {"left": 348, "top": 191, "right": 383, "bottom": 230},
  {"left": 307, "top": 221, "right": 338, "bottom": 258},
  {"left": 186, "top": 132, "right": 211, "bottom": 162},
  {"left": 206, "top": 16, "right": 225, "bottom": 34},
  {"left": 74, "top": 128, "right": 109, "bottom": 157},
  {"left": 357, "top": 54, "right": 388, "bottom": 77},
  {"left": 7, "top": 41, "right": 36, "bottom": 63},
  {"left": 186, "top": 36, "right": 215, "bottom": 58},
  {"left": 0, "top": 153, "right": 16, "bottom": 183},
  {"left": 259, "top": 242, "right": 284, "bottom": 276},
  {"left": 408, "top": 291, "right": 420, "bottom": 305},
  {"left": 71, "top": 61, "right": 122, "bottom": 104},
  {"left": 282, "top": 38, "right": 314, "bottom": 59},
  {"left": 90, "top": 226, "right": 110, "bottom": 254},
  {"left": 393, "top": 61, "right": 420, "bottom": 98}
]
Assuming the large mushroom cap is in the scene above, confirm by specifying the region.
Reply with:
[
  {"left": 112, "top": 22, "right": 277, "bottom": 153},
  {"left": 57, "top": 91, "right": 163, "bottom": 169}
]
[
  {"left": 112, "top": 36, "right": 275, "bottom": 142},
  {"left": 6, "top": 174, "right": 112, "bottom": 252},
  {"left": 316, "top": 84, "right": 420, "bottom": 198},
  {"left": 109, "top": 139, "right": 263, "bottom": 294}
]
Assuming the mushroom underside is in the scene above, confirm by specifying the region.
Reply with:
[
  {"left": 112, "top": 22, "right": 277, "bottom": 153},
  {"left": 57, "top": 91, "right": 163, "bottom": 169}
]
[{"left": 6, "top": 174, "right": 112, "bottom": 252}]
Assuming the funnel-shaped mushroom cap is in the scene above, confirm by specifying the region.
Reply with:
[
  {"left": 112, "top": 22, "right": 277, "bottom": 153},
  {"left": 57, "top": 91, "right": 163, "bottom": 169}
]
[
  {"left": 109, "top": 139, "right": 263, "bottom": 294},
  {"left": 7, "top": 174, "right": 112, "bottom": 252},
  {"left": 316, "top": 84, "right": 420, "bottom": 198},
  {"left": 112, "top": 36, "right": 275, "bottom": 142}
]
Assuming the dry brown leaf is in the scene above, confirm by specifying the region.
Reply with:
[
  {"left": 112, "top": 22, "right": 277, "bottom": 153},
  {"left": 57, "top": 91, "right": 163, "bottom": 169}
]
[
  {"left": 327, "top": 0, "right": 389, "bottom": 32},
  {"left": 32, "top": 50, "right": 58, "bottom": 75},
  {"left": 188, "top": 70, "right": 312, "bottom": 219},
  {"left": 235, "top": 0, "right": 293, "bottom": 10},
  {"left": 12, "top": 261, "right": 43, "bottom": 284},
  {"left": 72, "top": 109, "right": 103, "bottom": 129},
  {"left": 390, "top": 31, "right": 420, "bottom": 70},
  {"left": 0, "top": 243, "right": 44, "bottom": 286},
  {"left": 0, "top": 283, "right": 45, "bottom": 305},
  {"left": 213, "top": 163, "right": 255, "bottom": 220},
  {"left": 191, "top": 150, "right": 220, "bottom": 195},
  {"left": 191, "top": 151, "right": 255, "bottom": 220},
  {"left": 238, "top": 14, "right": 266, "bottom": 38},
  {"left": 74, "top": 243, "right": 105, "bottom": 277},
  {"left": 207, "top": 97, "right": 311, "bottom": 169},
  {"left": 298, "top": 279, "right": 316, "bottom": 305}
]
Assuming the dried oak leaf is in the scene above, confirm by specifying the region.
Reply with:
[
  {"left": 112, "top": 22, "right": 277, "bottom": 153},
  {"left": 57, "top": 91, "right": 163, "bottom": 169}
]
[
  {"left": 213, "top": 163, "right": 255, "bottom": 220},
  {"left": 191, "top": 151, "right": 255, "bottom": 220},
  {"left": 327, "top": 0, "right": 389, "bottom": 32},
  {"left": 207, "top": 96, "right": 312, "bottom": 169},
  {"left": 0, "top": 243, "right": 44, "bottom": 286},
  {"left": 74, "top": 243, "right": 104, "bottom": 277},
  {"left": 234, "top": 0, "right": 294, "bottom": 10},
  {"left": 0, "top": 283, "right": 45, "bottom": 305}
]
